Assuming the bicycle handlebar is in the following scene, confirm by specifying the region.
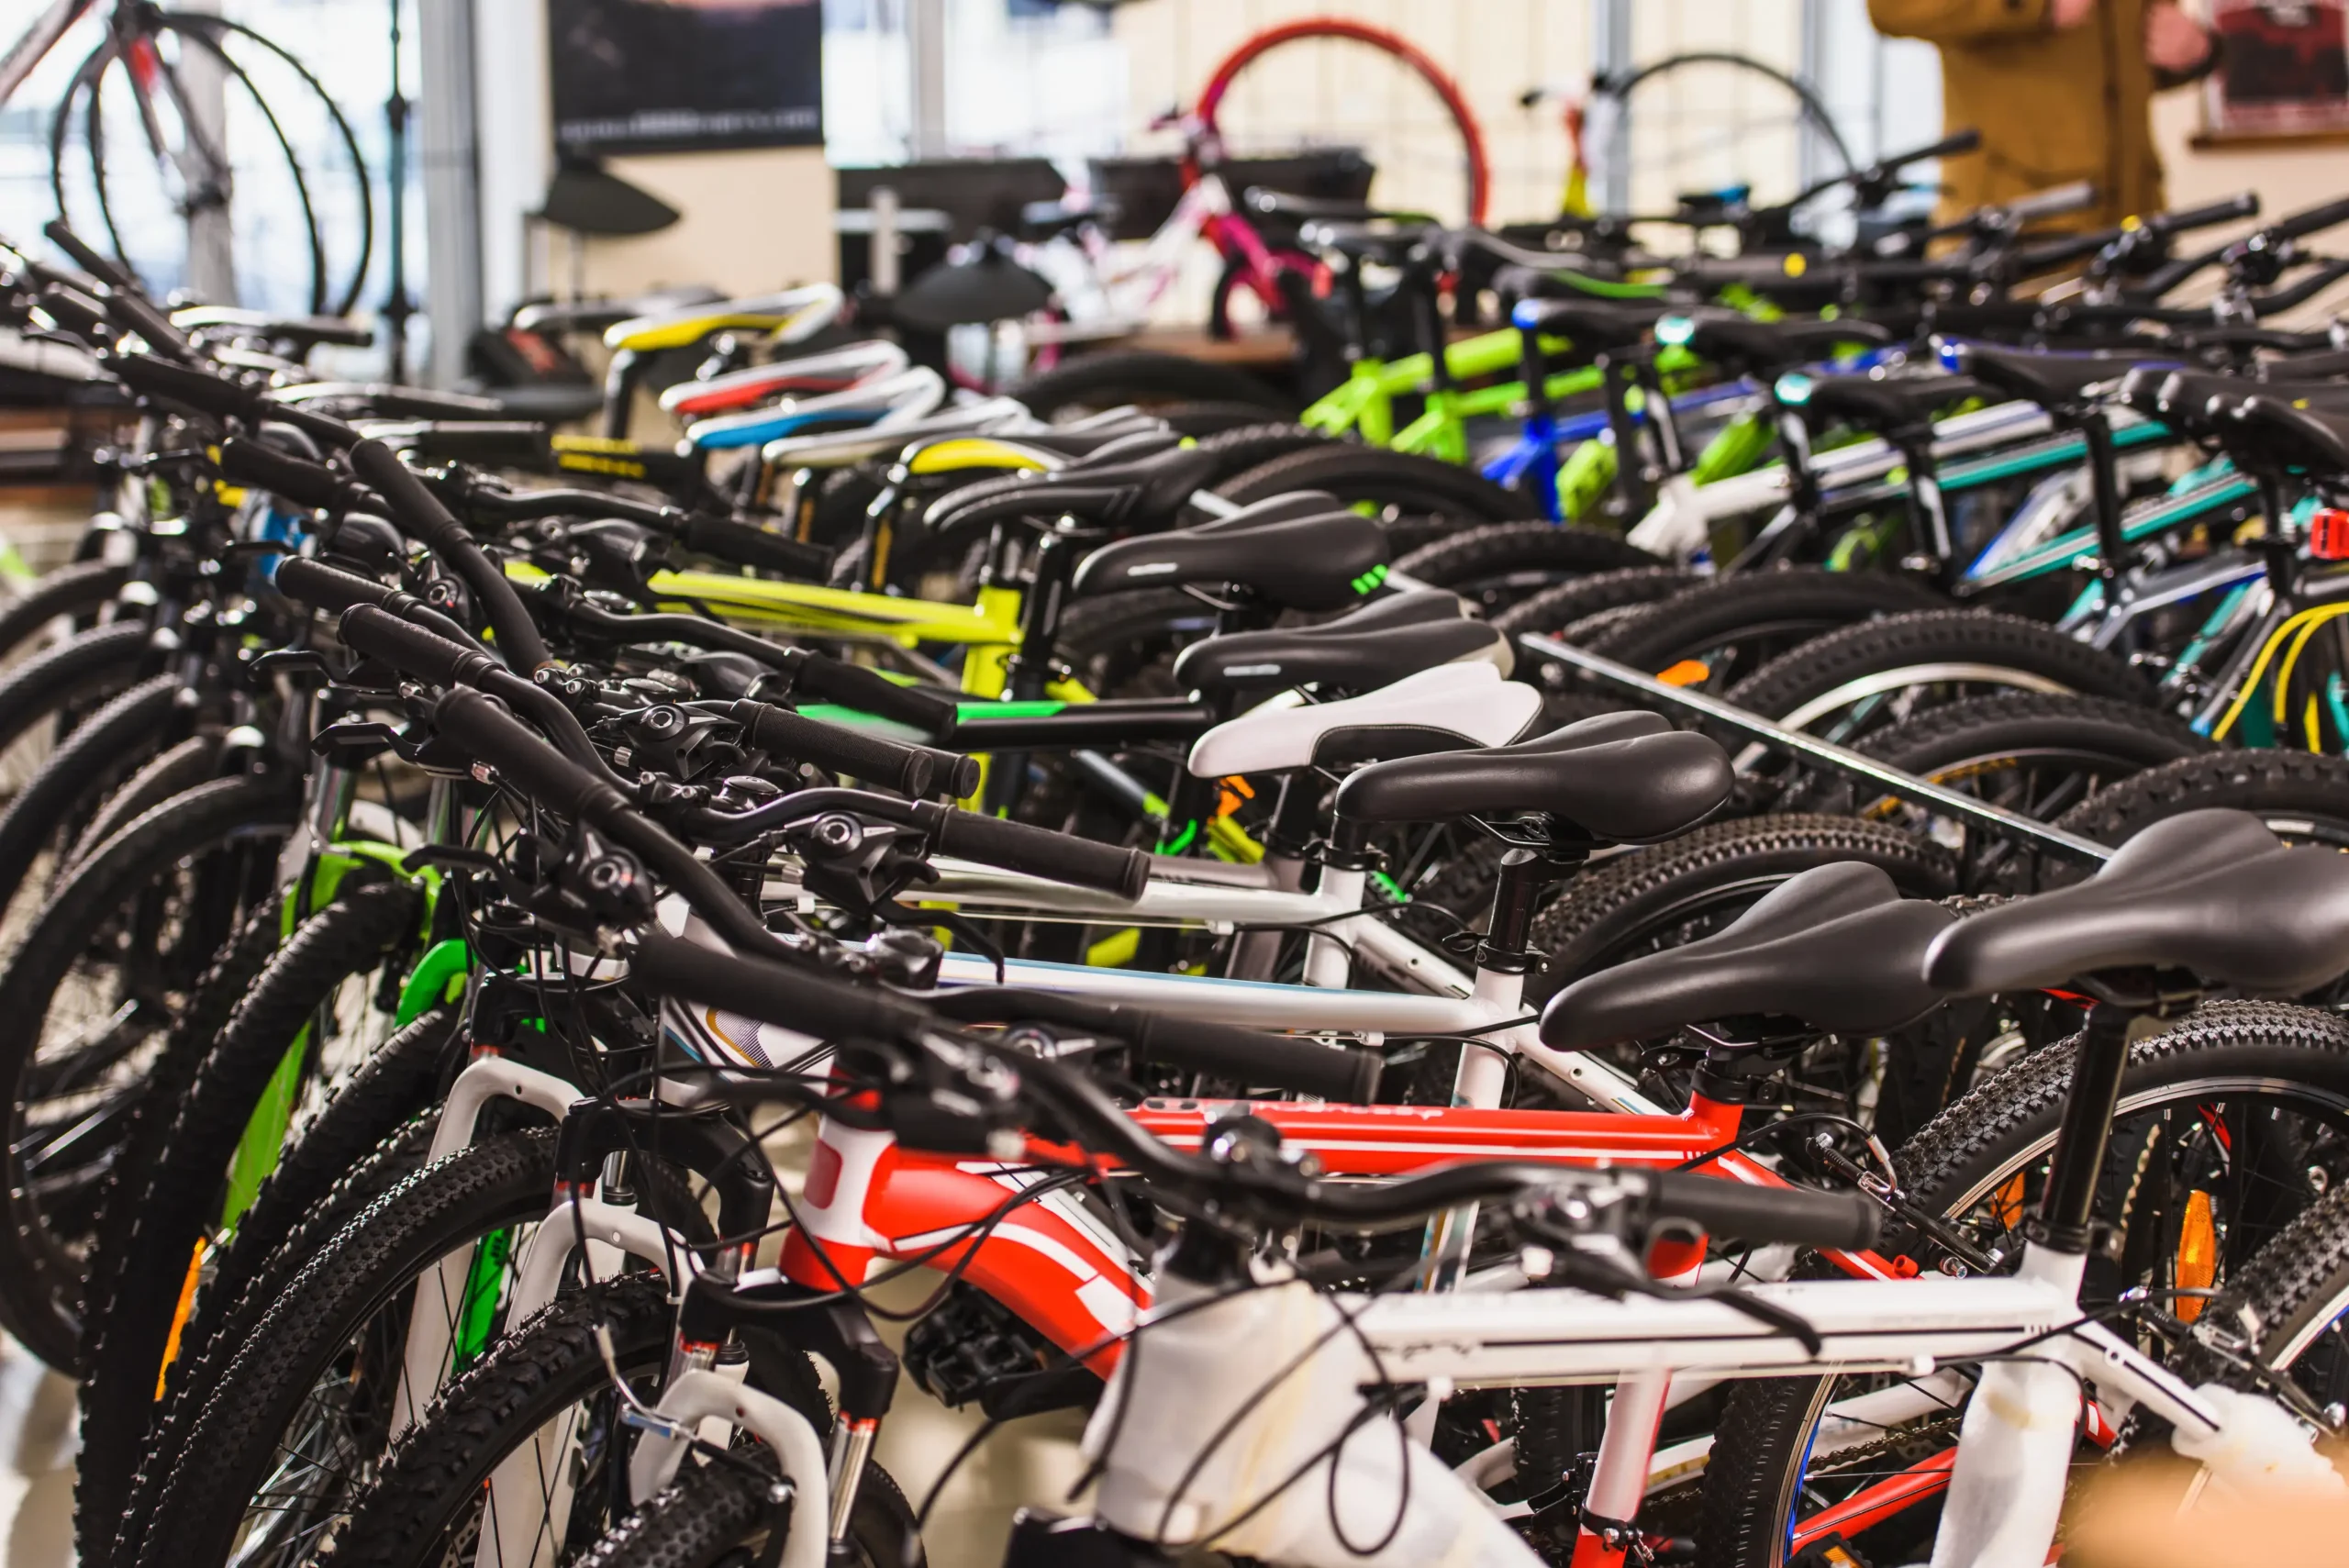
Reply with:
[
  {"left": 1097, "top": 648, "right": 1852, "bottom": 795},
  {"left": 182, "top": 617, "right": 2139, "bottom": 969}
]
[
  {"left": 342, "top": 439, "right": 553, "bottom": 672},
  {"left": 928, "top": 986, "right": 1382, "bottom": 1103},
  {"left": 732, "top": 699, "right": 959, "bottom": 800},
  {"left": 907, "top": 798, "right": 1150, "bottom": 900},
  {"left": 217, "top": 435, "right": 377, "bottom": 516}
]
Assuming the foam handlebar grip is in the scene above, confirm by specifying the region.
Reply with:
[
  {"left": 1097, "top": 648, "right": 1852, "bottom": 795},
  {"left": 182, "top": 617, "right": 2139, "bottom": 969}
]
[
  {"left": 2004, "top": 180, "right": 2095, "bottom": 223},
  {"left": 633, "top": 930, "right": 935, "bottom": 1047},
  {"left": 785, "top": 653, "right": 960, "bottom": 740},
  {"left": 112, "top": 354, "right": 265, "bottom": 421},
  {"left": 432, "top": 688, "right": 618, "bottom": 820},
  {"left": 2278, "top": 193, "right": 2349, "bottom": 243},
  {"left": 2154, "top": 192, "right": 2259, "bottom": 237},
  {"left": 339, "top": 605, "right": 483, "bottom": 685},
  {"left": 679, "top": 514, "right": 833, "bottom": 581},
  {"left": 103, "top": 287, "right": 195, "bottom": 363},
  {"left": 40, "top": 221, "right": 142, "bottom": 295},
  {"left": 927, "top": 989, "right": 1381, "bottom": 1103},
  {"left": 1121, "top": 1012, "right": 1380, "bottom": 1102},
  {"left": 347, "top": 439, "right": 553, "bottom": 673},
  {"left": 273, "top": 557, "right": 398, "bottom": 614},
  {"left": 736, "top": 701, "right": 938, "bottom": 798},
  {"left": 915, "top": 802, "right": 1149, "bottom": 900},
  {"left": 1643, "top": 1171, "right": 1881, "bottom": 1251},
  {"left": 216, "top": 436, "right": 352, "bottom": 512},
  {"left": 346, "top": 439, "right": 464, "bottom": 549}
]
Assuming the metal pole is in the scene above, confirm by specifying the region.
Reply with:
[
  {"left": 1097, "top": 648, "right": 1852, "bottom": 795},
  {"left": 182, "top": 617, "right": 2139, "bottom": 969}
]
[
  {"left": 1515, "top": 631, "right": 2115, "bottom": 863},
  {"left": 382, "top": 0, "right": 414, "bottom": 381},
  {"left": 180, "top": 0, "right": 235, "bottom": 302},
  {"left": 417, "top": 0, "right": 482, "bottom": 389},
  {"left": 907, "top": 0, "right": 948, "bottom": 161},
  {"left": 1591, "top": 0, "right": 1634, "bottom": 216}
]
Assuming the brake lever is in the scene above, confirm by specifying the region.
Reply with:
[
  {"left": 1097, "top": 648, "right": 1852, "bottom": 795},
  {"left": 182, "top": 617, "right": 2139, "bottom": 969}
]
[
  {"left": 248, "top": 647, "right": 336, "bottom": 687},
  {"left": 401, "top": 841, "right": 534, "bottom": 905}
]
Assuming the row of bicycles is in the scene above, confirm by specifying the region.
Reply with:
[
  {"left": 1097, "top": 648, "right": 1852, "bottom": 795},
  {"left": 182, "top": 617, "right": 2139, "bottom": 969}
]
[{"left": 5, "top": 163, "right": 2349, "bottom": 1568}]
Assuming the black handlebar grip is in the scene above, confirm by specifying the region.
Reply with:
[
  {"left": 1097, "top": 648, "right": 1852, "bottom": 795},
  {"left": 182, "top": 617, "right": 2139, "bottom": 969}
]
[
  {"left": 396, "top": 422, "right": 553, "bottom": 467},
  {"left": 36, "top": 285, "right": 109, "bottom": 340},
  {"left": 339, "top": 605, "right": 482, "bottom": 686},
  {"left": 432, "top": 689, "right": 618, "bottom": 820},
  {"left": 2277, "top": 193, "right": 2349, "bottom": 243},
  {"left": 679, "top": 514, "right": 834, "bottom": 581},
  {"left": 41, "top": 221, "right": 143, "bottom": 296},
  {"left": 216, "top": 436, "right": 354, "bottom": 512},
  {"left": 1125, "top": 1013, "right": 1380, "bottom": 1103},
  {"left": 2004, "top": 180, "right": 2097, "bottom": 224},
  {"left": 1644, "top": 1172, "right": 1882, "bottom": 1251},
  {"left": 913, "top": 801, "right": 1150, "bottom": 900},
  {"left": 2154, "top": 192, "right": 2260, "bottom": 237},
  {"left": 347, "top": 439, "right": 553, "bottom": 673},
  {"left": 346, "top": 439, "right": 465, "bottom": 548},
  {"left": 104, "top": 287, "right": 195, "bottom": 363},
  {"left": 111, "top": 354, "right": 265, "bottom": 421},
  {"left": 736, "top": 701, "right": 936, "bottom": 798},
  {"left": 1908, "top": 128, "right": 1981, "bottom": 163},
  {"left": 633, "top": 930, "right": 936, "bottom": 1048},
  {"left": 784, "top": 652, "right": 960, "bottom": 740},
  {"left": 273, "top": 557, "right": 397, "bottom": 615}
]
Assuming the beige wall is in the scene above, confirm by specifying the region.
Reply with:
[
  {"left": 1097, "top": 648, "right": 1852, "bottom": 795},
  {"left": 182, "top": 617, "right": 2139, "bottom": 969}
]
[
  {"left": 474, "top": 0, "right": 837, "bottom": 317},
  {"left": 569, "top": 148, "right": 836, "bottom": 299}
]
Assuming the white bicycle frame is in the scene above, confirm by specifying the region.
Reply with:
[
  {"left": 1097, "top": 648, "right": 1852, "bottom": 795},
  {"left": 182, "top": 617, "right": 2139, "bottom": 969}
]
[
  {"left": 896, "top": 851, "right": 1675, "bottom": 1119},
  {"left": 1024, "top": 173, "right": 1240, "bottom": 347},
  {"left": 1082, "top": 1240, "right": 2341, "bottom": 1568}
]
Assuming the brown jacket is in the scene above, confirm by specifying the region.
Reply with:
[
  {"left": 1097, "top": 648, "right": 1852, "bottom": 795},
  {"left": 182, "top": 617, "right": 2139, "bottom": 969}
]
[{"left": 1870, "top": 0, "right": 2165, "bottom": 231}]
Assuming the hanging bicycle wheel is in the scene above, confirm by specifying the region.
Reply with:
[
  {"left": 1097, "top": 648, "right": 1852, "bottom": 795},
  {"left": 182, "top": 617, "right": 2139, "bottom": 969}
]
[
  {"left": 48, "top": 9, "right": 372, "bottom": 316},
  {"left": 1195, "top": 19, "right": 1489, "bottom": 228},
  {"left": 1575, "top": 51, "right": 1851, "bottom": 221}
]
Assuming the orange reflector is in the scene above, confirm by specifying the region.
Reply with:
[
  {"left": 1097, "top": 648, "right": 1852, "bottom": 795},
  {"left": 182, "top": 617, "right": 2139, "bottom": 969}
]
[
  {"left": 2175, "top": 1189, "right": 2217, "bottom": 1324},
  {"left": 1658, "top": 660, "right": 1711, "bottom": 687},
  {"left": 1992, "top": 1171, "right": 2028, "bottom": 1230},
  {"left": 157, "top": 1236, "right": 209, "bottom": 1399}
]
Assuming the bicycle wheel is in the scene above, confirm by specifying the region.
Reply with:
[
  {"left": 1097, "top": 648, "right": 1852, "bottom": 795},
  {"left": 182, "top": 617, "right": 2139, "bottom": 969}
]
[
  {"left": 571, "top": 1442, "right": 923, "bottom": 1568},
  {"left": 0, "top": 619, "right": 150, "bottom": 808},
  {"left": 1783, "top": 691, "right": 2214, "bottom": 889},
  {"left": 0, "top": 773, "right": 294, "bottom": 1366},
  {"left": 118, "top": 1128, "right": 562, "bottom": 1568},
  {"left": 1196, "top": 18, "right": 1489, "bottom": 227},
  {"left": 74, "top": 883, "right": 427, "bottom": 1548},
  {"left": 1698, "top": 1001, "right": 2349, "bottom": 1566},
  {"left": 1576, "top": 51, "right": 1851, "bottom": 221},
  {"left": 50, "top": 9, "right": 371, "bottom": 314},
  {"left": 322, "top": 1276, "right": 859, "bottom": 1568},
  {"left": 1392, "top": 519, "right": 1657, "bottom": 620}
]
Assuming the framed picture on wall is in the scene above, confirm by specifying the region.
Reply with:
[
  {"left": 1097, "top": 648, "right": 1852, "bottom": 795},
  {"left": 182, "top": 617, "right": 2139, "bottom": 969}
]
[
  {"left": 2202, "top": 0, "right": 2349, "bottom": 140},
  {"left": 549, "top": 0, "right": 823, "bottom": 156}
]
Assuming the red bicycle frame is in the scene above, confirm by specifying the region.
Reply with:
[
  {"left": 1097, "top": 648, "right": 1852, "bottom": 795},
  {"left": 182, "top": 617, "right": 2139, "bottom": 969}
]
[{"left": 775, "top": 1086, "right": 1909, "bottom": 1374}]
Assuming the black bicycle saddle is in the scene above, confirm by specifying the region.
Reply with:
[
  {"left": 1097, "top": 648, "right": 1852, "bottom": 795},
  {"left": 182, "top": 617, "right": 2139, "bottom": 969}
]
[
  {"left": 1788, "top": 371, "right": 1988, "bottom": 435},
  {"left": 1333, "top": 709, "right": 1731, "bottom": 842},
  {"left": 1172, "top": 589, "right": 1505, "bottom": 694},
  {"left": 1922, "top": 808, "right": 2349, "bottom": 997},
  {"left": 1940, "top": 340, "right": 2158, "bottom": 413},
  {"left": 920, "top": 440, "right": 1223, "bottom": 536},
  {"left": 1072, "top": 505, "right": 1389, "bottom": 613},
  {"left": 1541, "top": 862, "right": 1954, "bottom": 1051},
  {"left": 2224, "top": 395, "right": 2349, "bottom": 474},
  {"left": 1666, "top": 310, "right": 1891, "bottom": 377},
  {"left": 1513, "top": 296, "right": 1670, "bottom": 356}
]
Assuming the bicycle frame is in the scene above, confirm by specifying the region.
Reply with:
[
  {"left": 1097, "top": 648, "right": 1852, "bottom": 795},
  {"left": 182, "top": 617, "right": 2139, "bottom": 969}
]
[
  {"left": 1075, "top": 1239, "right": 2334, "bottom": 1568},
  {"left": 0, "top": 0, "right": 95, "bottom": 108}
]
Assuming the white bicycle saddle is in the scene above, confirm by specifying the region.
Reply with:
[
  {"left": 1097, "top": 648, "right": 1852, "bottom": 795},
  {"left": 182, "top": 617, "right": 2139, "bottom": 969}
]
[
  {"left": 1186, "top": 662, "right": 1542, "bottom": 778},
  {"left": 760, "top": 396, "right": 1034, "bottom": 470},
  {"left": 660, "top": 340, "right": 909, "bottom": 417}
]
